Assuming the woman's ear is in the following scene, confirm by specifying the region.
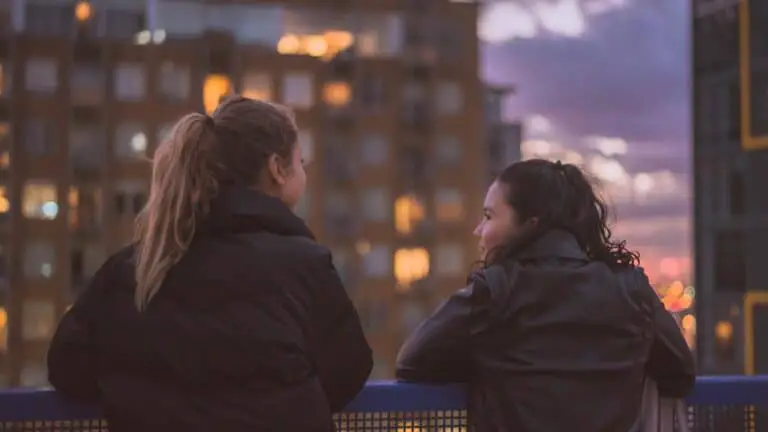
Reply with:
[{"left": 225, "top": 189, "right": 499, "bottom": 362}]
[{"left": 267, "top": 154, "right": 289, "bottom": 186}]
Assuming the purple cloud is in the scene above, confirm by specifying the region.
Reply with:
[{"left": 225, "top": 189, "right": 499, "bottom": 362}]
[
  {"left": 481, "top": 0, "right": 691, "bottom": 273},
  {"left": 482, "top": 0, "right": 689, "bottom": 154}
]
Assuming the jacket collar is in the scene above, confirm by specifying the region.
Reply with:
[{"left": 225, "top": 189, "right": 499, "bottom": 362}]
[
  {"left": 201, "top": 186, "right": 315, "bottom": 240},
  {"left": 516, "top": 229, "right": 588, "bottom": 261}
]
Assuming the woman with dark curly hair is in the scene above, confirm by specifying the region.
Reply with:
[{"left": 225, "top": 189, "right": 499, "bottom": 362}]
[{"left": 396, "top": 159, "right": 694, "bottom": 432}]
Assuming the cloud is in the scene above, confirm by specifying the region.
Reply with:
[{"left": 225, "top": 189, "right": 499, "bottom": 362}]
[
  {"left": 481, "top": 0, "right": 690, "bottom": 276},
  {"left": 483, "top": 0, "right": 689, "bottom": 150},
  {"left": 612, "top": 214, "right": 691, "bottom": 272}
]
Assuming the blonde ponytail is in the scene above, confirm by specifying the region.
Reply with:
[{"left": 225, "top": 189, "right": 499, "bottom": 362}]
[{"left": 133, "top": 113, "right": 218, "bottom": 311}]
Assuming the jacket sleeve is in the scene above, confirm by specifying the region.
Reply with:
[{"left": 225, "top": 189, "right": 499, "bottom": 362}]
[
  {"left": 395, "top": 273, "right": 492, "bottom": 383},
  {"left": 47, "top": 254, "right": 116, "bottom": 402},
  {"left": 639, "top": 271, "right": 696, "bottom": 398},
  {"left": 308, "top": 254, "right": 372, "bottom": 413}
]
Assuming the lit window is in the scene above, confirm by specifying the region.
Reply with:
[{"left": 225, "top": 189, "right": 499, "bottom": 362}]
[
  {"left": 394, "top": 248, "right": 430, "bottom": 289},
  {"left": 277, "top": 34, "right": 301, "bottom": 55},
  {"left": 0, "top": 186, "right": 9, "bottom": 217},
  {"left": 115, "top": 123, "right": 147, "bottom": 159},
  {"left": 114, "top": 63, "right": 146, "bottom": 101},
  {"left": 304, "top": 35, "right": 328, "bottom": 58},
  {"left": 361, "top": 245, "right": 391, "bottom": 278},
  {"left": 435, "top": 189, "right": 464, "bottom": 222},
  {"left": 0, "top": 307, "right": 7, "bottom": 352},
  {"left": 282, "top": 72, "right": 314, "bottom": 108},
  {"left": 436, "top": 81, "right": 463, "bottom": 115},
  {"left": 322, "top": 30, "right": 354, "bottom": 60},
  {"left": 360, "top": 134, "right": 388, "bottom": 165},
  {"left": 22, "top": 300, "right": 56, "bottom": 341},
  {"left": 23, "top": 241, "right": 56, "bottom": 279},
  {"left": 298, "top": 129, "right": 314, "bottom": 164},
  {"left": 23, "top": 181, "right": 58, "bottom": 220},
  {"left": 24, "top": 58, "right": 58, "bottom": 94},
  {"left": 24, "top": 118, "right": 55, "bottom": 156},
  {"left": 68, "top": 186, "right": 102, "bottom": 232},
  {"left": 435, "top": 243, "right": 465, "bottom": 276},
  {"left": 323, "top": 81, "right": 352, "bottom": 107},
  {"left": 361, "top": 187, "right": 390, "bottom": 222},
  {"left": 74, "top": 1, "right": 93, "bottom": 22},
  {"left": 394, "top": 195, "right": 426, "bottom": 234},
  {"left": 0, "top": 122, "right": 10, "bottom": 169},
  {"left": 241, "top": 72, "right": 271, "bottom": 101},
  {"left": 20, "top": 364, "right": 48, "bottom": 388},
  {"left": 0, "top": 62, "right": 9, "bottom": 96},
  {"left": 356, "top": 33, "right": 379, "bottom": 57},
  {"left": 203, "top": 74, "right": 233, "bottom": 115},
  {"left": 158, "top": 62, "right": 190, "bottom": 102},
  {"left": 437, "top": 135, "right": 462, "bottom": 166}
]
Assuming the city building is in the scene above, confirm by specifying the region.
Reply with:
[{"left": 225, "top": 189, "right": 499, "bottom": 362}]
[
  {"left": 692, "top": 0, "right": 768, "bottom": 374},
  {"left": 0, "top": 0, "right": 485, "bottom": 385},
  {"left": 484, "top": 84, "right": 521, "bottom": 185}
]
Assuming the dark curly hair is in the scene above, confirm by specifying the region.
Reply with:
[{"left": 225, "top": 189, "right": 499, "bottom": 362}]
[{"left": 485, "top": 159, "right": 639, "bottom": 269}]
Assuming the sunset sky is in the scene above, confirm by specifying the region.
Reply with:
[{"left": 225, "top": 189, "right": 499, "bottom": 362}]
[{"left": 479, "top": 0, "right": 691, "bottom": 282}]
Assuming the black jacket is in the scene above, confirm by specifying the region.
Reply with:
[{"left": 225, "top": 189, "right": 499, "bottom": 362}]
[
  {"left": 396, "top": 230, "right": 695, "bottom": 432},
  {"left": 48, "top": 187, "right": 373, "bottom": 432}
]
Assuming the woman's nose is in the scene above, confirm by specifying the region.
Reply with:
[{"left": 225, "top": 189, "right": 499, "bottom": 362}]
[{"left": 473, "top": 223, "right": 482, "bottom": 237}]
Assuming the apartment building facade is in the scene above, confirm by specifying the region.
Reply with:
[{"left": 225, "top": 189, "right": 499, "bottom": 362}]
[
  {"left": 692, "top": 0, "right": 768, "bottom": 374},
  {"left": 0, "top": 0, "right": 485, "bottom": 385},
  {"left": 484, "top": 84, "right": 521, "bottom": 185}
]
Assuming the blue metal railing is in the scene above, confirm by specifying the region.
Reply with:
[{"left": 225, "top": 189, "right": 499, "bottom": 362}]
[{"left": 0, "top": 376, "right": 767, "bottom": 431}]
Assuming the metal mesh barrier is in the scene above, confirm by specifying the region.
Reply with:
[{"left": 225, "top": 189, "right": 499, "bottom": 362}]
[
  {"left": 1, "top": 377, "right": 768, "bottom": 432},
  {"left": 335, "top": 411, "right": 467, "bottom": 431},
  {"left": 688, "top": 405, "right": 768, "bottom": 432},
  {"left": 3, "top": 409, "right": 768, "bottom": 432},
  {"left": 0, "top": 421, "right": 107, "bottom": 432},
  {"left": 0, "top": 412, "right": 468, "bottom": 432}
]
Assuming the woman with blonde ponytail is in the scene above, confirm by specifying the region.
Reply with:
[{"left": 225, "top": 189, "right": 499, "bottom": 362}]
[{"left": 47, "top": 96, "right": 372, "bottom": 432}]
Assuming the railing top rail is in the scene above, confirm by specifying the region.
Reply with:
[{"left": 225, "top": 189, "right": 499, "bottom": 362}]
[{"left": 0, "top": 376, "right": 767, "bottom": 422}]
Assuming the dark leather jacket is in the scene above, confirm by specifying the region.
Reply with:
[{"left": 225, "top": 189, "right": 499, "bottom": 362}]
[{"left": 396, "top": 230, "right": 695, "bottom": 432}]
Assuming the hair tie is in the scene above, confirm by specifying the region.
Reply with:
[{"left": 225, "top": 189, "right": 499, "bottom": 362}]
[
  {"left": 205, "top": 115, "right": 216, "bottom": 129},
  {"left": 555, "top": 160, "right": 564, "bottom": 169}
]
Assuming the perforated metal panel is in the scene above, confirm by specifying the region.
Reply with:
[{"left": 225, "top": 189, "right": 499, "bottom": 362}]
[
  {"left": 2, "top": 378, "right": 768, "bottom": 432},
  {"left": 0, "top": 412, "right": 468, "bottom": 432},
  {"left": 688, "top": 405, "right": 768, "bottom": 432},
  {"left": 335, "top": 411, "right": 467, "bottom": 431}
]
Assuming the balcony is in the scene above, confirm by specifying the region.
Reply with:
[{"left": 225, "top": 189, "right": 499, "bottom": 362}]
[{"left": 0, "top": 377, "right": 767, "bottom": 430}]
